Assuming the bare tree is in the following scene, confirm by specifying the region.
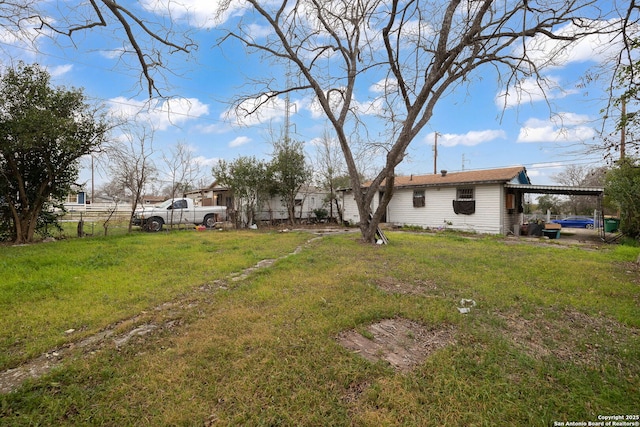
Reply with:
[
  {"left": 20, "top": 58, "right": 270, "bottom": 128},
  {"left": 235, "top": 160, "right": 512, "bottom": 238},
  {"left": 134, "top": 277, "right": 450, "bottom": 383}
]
[
  {"left": 0, "top": 1, "right": 195, "bottom": 96},
  {"left": 270, "top": 138, "right": 311, "bottom": 225},
  {"left": 586, "top": 1, "right": 640, "bottom": 161},
  {"left": 104, "top": 125, "right": 157, "bottom": 232},
  {"left": 161, "top": 141, "right": 203, "bottom": 229},
  {"left": 101, "top": 198, "right": 120, "bottom": 237},
  {"left": 553, "top": 164, "right": 607, "bottom": 215},
  {"left": 312, "top": 128, "right": 349, "bottom": 223},
  {"left": 218, "top": 0, "right": 615, "bottom": 242},
  {"left": 162, "top": 142, "right": 203, "bottom": 198},
  {"left": 96, "top": 179, "right": 128, "bottom": 202}
]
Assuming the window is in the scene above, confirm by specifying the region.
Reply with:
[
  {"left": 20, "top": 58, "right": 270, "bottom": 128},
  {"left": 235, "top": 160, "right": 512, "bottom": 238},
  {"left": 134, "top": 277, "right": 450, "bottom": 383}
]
[
  {"left": 456, "top": 187, "right": 474, "bottom": 200},
  {"left": 413, "top": 190, "right": 425, "bottom": 208},
  {"left": 172, "top": 199, "right": 187, "bottom": 209},
  {"left": 294, "top": 199, "right": 303, "bottom": 207},
  {"left": 454, "top": 187, "right": 475, "bottom": 215}
]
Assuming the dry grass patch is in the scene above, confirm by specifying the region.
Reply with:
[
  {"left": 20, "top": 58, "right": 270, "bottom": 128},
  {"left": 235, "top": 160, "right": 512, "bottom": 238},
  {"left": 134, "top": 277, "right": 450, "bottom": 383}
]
[
  {"left": 337, "top": 318, "right": 456, "bottom": 372},
  {"left": 497, "top": 308, "right": 639, "bottom": 366},
  {"left": 374, "top": 276, "right": 440, "bottom": 296}
]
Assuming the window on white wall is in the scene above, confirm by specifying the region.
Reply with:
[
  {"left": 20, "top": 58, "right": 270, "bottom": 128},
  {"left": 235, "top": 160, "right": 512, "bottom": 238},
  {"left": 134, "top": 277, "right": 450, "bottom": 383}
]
[
  {"left": 456, "top": 187, "right": 474, "bottom": 200},
  {"left": 454, "top": 187, "right": 475, "bottom": 215},
  {"left": 413, "top": 190, "right": 425, "bottom": 207}
]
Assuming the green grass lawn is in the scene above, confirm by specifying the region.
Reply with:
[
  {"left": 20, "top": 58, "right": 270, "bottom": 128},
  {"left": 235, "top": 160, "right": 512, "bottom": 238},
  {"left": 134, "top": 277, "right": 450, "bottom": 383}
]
[
  {"left": 1, "top": 230, "right": 639, "bottom": 426},
  {"left": 0, "top": 229, "right": 311, "bottom": 370}
]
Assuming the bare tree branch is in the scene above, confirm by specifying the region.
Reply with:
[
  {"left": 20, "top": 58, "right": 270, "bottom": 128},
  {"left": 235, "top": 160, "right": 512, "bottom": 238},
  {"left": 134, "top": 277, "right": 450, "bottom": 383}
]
[
  {"left": 3, "top": 1, "right": 195, "bottom": 97},
  {"left": 218, "top": 0, "right": 617, "bottom": 242}
]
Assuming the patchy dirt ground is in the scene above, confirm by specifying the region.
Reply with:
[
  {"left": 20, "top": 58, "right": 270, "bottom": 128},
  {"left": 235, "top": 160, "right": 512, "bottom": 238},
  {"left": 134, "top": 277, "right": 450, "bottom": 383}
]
[
  {"left": 496, "top": 308, "right": 640, "bottom": 366},
  {"left": 337, "top": 318, "right": 456, "bottom": 372}
]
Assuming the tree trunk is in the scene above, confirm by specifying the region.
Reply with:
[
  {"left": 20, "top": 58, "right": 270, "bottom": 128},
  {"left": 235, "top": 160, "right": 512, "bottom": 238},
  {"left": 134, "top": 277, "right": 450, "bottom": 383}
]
[
  {"left": 16, "top": 214, "right": 37, "bottom": 244},
  {"left": 334, "top": 197, "right": 343, "bottom": 225},
  {"left": 354, "top": 172, "right": 396, "bottom": 243},
  {"left": 13, "top": 219, "right": 25, "bottom": 244},
  {"left": 287, "top": 197, "right": 295, "bottom": 226},
  {"left": 8, "top": 201, "right": 39, "bottom": 244},
  {"left": 360, "top": 221, "right": 377, "bottom": 243}
]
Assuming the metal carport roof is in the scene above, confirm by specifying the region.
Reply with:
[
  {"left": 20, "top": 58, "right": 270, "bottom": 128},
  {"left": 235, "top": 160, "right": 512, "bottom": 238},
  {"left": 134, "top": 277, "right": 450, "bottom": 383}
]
[{"left": 504, "top": 184, "right": 604, "bottom": 196}]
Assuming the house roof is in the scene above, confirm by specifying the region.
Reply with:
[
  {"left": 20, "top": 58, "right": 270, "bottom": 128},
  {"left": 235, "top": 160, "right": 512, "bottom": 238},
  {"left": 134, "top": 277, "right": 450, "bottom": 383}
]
[{"left": 363, "top": 166, "right": 530, "bottom": 189}]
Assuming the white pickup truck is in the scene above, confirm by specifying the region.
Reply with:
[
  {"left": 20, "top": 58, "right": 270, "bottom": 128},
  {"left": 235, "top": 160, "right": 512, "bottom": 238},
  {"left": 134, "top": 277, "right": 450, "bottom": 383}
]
[{"left": 132, "top": 197, "right": 227, "bottom": 232}]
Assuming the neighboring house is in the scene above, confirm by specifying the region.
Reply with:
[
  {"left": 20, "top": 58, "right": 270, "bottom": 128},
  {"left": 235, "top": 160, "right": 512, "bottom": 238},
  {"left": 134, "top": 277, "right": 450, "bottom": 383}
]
[
  {"left": 183, "top": 182, "right": 233, "bottom": 209},
  {"left": 257, "top": 185, "right": 329, "bottom": 223},
  {"left": 339, "top": 166, "right": 532, "bottom": 235},
  {"left": 61, "top": 190, "right": 167, "bottom": 214},
  {"left": 141, "top": 195, "right": 166, "bottom": 205},
  {"left": 185, "top": 183, "right": 332, "bottom": 225},
  {"left": 62, "top": 189, "right": 87, "bottom": 211}
]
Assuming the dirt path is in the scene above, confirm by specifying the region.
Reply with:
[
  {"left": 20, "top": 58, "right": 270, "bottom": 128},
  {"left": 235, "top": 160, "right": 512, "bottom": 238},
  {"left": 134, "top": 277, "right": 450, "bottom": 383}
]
[{"left": 0, "top": 232, "right": 343, "bottom": 394}]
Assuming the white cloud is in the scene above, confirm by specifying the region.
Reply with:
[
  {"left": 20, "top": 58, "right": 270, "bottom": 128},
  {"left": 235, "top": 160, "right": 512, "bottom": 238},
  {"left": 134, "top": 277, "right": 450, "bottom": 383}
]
[
  {"left": 247, "top": 23, "right": 272, "bottom": 39},
  {"left": 524, "top": 162, "right": 566, "bottom": 185},
  {"left": 353, "top": 98, "right": 385, "bottom": 116},
  {"left": 195, "top": 123, "right": 231, "bottom": 134},
  {"left": 229, "top": 136, "right": 251, "bottom": 147},
  {"left": 526, "top": 169, "right": 541, "bottom": 178},
  {"left": 222, "top": 93, "right": 285, "bottom": 126},
  {"left": 495, "top": 76, "right": 576, "bottom": 109},
  {"left": 306, "top": 90, "right": 347, "bottom": 119},
  {"left": 305, "top": 87, "right": 387, "bottom": 119},
  {"left": 0, "top": 15, "right": 50, "bottom": 46},
  {"left": 108, "top": 96, "right": 210, "bottom": 131},
  {"left": 531, "top": 162, "right": 564, "bottom": 170},
  {"left": 370, "top": 78, "right": 398, "bottom": 94},
  {"left": 47, "top": 64, "right": 73, "bottom": 78},
  {"left": 428, "top": 129, "right": 506, "bottom": 147},
  {"left": 140, "top": 0, "right": 246, "bottom": 29},
  {"left": 193, "top": 155, "right": 221, "bottom": 167},
  {"left": 517, "top": 114, "right": 596, "bottom": 143},
  {"left": 497, "top": 19, "right": 623, "bottom": 109},
  {"left": 100, "top": 47, "right": 127, "bottom": 60},
  {"left": 552, "top": 112, "right": 593, "bottom": 126},
  {"left": 515, "top": 19, "right": 623, "bottom": 69}
]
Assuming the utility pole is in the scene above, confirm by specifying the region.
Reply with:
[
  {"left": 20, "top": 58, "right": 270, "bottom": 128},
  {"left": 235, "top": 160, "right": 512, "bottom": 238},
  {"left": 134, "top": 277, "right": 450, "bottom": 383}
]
[
  {"left": 621, "top": 98, "right": 626, "bottom": 160},
  {"left": 433, "top": 132, "right": 439, "bottom": 174},
  {"left": 91, "top": 154, "right": 94, "bottom": 204},
  {"left": 621, "top": 99, "right": 637, "bottom": 160}
]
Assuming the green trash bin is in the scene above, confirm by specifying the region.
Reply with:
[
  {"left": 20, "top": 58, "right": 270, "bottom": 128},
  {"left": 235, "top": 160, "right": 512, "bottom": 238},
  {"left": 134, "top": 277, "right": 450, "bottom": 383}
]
[{"left": 604, "top": 218, "right": 620, "bottom": 232}]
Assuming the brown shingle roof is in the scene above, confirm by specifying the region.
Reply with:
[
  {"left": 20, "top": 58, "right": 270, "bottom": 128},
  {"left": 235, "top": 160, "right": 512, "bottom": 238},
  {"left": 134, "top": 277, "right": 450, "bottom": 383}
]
[{"left": 370, "top": 166, "right": 528, "bottom": 188}]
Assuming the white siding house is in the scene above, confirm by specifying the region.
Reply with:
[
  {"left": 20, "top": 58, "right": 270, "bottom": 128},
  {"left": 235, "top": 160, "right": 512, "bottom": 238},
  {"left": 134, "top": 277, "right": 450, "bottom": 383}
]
[
  {"left": 339, "top": 166, "right": 530, "bottom": 235},
  {"left": 257, "top": 186, "right": 329, "bottom": 222},
  {"left": 185, "top": 183, "right": 332, "bottom": 225}
]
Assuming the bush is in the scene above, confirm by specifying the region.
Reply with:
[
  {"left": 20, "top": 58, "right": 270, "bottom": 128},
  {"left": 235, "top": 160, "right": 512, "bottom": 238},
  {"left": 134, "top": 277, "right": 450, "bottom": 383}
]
[{"left": 313, "top": 208, "right": 328, "bottom": 221}]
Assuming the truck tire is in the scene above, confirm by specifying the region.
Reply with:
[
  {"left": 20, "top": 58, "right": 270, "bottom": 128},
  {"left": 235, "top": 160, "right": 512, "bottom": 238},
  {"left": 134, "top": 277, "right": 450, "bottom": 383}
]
[
  {"left": 145, "top": 217, "right": 164, "bottom": 232},
  {"left": 204, "top": 214, "right": 216, "bottom": 229}
]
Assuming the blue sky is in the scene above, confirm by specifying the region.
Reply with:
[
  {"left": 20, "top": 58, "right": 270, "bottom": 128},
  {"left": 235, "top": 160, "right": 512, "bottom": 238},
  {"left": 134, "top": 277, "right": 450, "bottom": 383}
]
[{"left": 0, "top": 1, "right": 626, "bottom": 189}]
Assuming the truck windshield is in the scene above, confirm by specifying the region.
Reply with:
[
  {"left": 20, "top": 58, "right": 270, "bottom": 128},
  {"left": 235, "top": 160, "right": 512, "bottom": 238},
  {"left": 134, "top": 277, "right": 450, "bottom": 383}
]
[
  {"left": 156, "top": 199, "right": 188, "bottom": 209},
  {"left": 157, "top": 200, "right": 173, "bottom": 209}
]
